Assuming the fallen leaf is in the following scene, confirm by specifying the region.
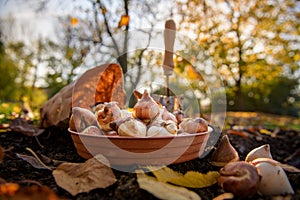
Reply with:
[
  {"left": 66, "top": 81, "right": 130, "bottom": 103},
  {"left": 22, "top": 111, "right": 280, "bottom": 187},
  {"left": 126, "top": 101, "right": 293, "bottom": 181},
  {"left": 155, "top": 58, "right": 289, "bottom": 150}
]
[
  {"left": 52, "top": 154, "right": 116, "bottom": 196},
  {"left": 9, "top": 117, "right": 44, "bottom": 136},
  {"left": 16, "top": 153, "right": 54, "bottom": 170},
  {"left": 0, "top": 183, "right": 19, "bottom": 196},
  {"left": 168, "top": 171, "right": 219, "bottom": 188},
  {"left": 136, "top": 170, "right": 201, "bottom": 200},
  {"left": 0, "top": 184, "right": 59, "bottom": 200},
  {"left": 259, "top": 128, "right": 272, "bottom": 135},
  {"left": 0, "top": 146, "right": 5, "bottom": 163},
  {"left": 147, "top": 166, "right": 219, "bottom": 188},
  {"left": 227, "top": 129, "right": 248, "bottom": 138},
  {"left": 147, "top": 166, "right": 182, "bottom": 182},
  {"left": 212, "top": 193, "right": 234, "bottom": 200}
]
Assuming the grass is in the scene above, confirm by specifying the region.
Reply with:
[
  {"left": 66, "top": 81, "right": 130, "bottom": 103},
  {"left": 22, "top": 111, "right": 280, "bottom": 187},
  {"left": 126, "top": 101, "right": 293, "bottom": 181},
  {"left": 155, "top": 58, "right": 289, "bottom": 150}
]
[
  {"left": 0, "top": 102, "right": 40, "bottom": 126},
  {"left": 0, "top": 102, "right": 22, "bottom": 124},
  {"left": 225, "top": 111, "right": 300, "bottom": 131}
]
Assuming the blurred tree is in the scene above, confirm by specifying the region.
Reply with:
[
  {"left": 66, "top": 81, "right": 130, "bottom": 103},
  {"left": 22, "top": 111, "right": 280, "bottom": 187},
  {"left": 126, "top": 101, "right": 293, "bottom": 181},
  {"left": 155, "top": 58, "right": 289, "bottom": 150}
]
[
  {"left": 65, "top": 0, "right": 163, "bottom": 78},
  {"left": 176, "top": 0, "right": 300, "bottom": 116},
  {"left": 42, "top": 24, "right": 90, "bottom": 97},
  {"left": 7, "top": 42, "right": 34, "bottom": 101},
  {"left": 0, "top": 32, "right": 19, "bottom": 101},
  {"left": 5, "top": 41, "right": 48, "bottom": 108},
  {"left": 48, "top": 0, "right": 171, "bottom": 97},
  {"left": 1, "top": 0, "right": 173, "bottom": 102}
]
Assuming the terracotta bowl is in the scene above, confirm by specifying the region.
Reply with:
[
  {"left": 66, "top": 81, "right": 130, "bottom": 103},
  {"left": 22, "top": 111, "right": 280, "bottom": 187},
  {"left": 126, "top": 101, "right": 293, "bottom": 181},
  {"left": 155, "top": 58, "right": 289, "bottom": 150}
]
[{"left": 69, "top": 127, "right": 212, "bottom": 165}]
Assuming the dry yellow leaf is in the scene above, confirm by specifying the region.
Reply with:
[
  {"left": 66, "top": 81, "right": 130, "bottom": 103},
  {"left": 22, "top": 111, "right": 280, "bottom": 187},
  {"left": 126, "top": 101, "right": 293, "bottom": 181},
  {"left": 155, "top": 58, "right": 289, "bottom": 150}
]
[
  {"left": 213, "top": 193, "right": 234, "bottom": 200},
  {"left": 259, "top": 129, "right": 272, "bottom": 135},
  {"left": 52, "top": 154, "right": 116, "bottom": 196},
  {"left": 148, "top": 166, "right": 220, "bottom": 188},
  {"left": 147, "top": 166, "right": 183, "bottom": 182},
  {"left": 136, "top": 170, "right": 201, "bottom": 200}
]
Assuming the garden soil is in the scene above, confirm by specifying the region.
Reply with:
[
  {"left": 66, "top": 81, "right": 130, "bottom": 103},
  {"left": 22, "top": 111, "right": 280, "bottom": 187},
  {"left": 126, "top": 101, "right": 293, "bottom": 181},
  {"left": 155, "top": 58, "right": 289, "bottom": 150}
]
[{"left": 0, "top": 126, "right": 299, "bottom": 200}]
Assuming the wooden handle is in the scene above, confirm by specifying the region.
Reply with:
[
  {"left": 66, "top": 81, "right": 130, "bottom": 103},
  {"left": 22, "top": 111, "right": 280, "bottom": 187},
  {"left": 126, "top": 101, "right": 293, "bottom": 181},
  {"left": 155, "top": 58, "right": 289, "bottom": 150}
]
[{"left": 163, "top": 19, "right": 176, "bottom": 76}]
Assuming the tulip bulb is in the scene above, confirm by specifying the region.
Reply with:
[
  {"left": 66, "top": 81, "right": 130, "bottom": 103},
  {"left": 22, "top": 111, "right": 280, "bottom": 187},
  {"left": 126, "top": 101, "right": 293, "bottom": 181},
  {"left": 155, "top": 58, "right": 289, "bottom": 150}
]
[
  {"left": 80, "top": 126, "right": 104, "bottom": 136},
  {"left": 163, "top": 120, "right": 178, "bottom": 135},
  {"left": 218, "top": 161, "right": 260, "bottom": 198},
  {"left": 96, "top": 102, "right": 122, "bottom": 131},
  {"left": 251, "top": 158, "right": 294, "bottom": 196},
  {"left": 147, "top": 125, "right": 173, "bottom": 137},
  {"left": 179, "top": 117, "right": 208, "bottom": 134},
  {"left": 132, "top": 90, "right": 160, "bottom": 124},
  {"left": 161, "top": 107, "right": 177, "bottom": 123},
  {"left": 118, "top": 118, "right": 147, "bottom": 137},
  {"left": 69, "top": 107, "right": 98, "bottom": 132},
  {"left": 211, "top": 135, "right": 239, "bottom": 167},
  {"left": 245, "top": 144, "right": 272, "bottom": 162},
  {"left": 173, "top": 110, "right": 184, "bottom": 124}
]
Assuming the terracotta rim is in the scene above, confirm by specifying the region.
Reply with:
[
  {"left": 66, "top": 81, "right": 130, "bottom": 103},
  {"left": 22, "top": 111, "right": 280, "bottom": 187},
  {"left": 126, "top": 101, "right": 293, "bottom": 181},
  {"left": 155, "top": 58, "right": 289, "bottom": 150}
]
[{"left": 68, "top": 127, "right": 212, "bottom": 139}]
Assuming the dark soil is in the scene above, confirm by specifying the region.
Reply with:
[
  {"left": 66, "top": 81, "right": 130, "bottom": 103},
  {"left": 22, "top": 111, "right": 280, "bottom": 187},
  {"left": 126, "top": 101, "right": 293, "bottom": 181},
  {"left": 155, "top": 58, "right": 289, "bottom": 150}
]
[{"left": 0, "top": 126, "right": 299, "bottom": 200}]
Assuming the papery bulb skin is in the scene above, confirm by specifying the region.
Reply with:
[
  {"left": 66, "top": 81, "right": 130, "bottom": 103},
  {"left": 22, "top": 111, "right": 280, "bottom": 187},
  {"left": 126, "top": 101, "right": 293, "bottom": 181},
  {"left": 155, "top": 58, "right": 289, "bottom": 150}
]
[
  {"left": 118, "top": 118, "right": 147, "bottom": 137},
  {"left": 245, "top": 144, "right": 273, "bottom": 162},
  {"left": 147, "top": 125, "right": 173, "bottom": 137},
  {"left": 80, "top": 126, "right": 104, "bottom": 136},
  {"left": 173, "top": 110, "right": 184, "bottom": 124},
  {"left": 70, "top": 107, "right": 98, "bottom": 132},
  {"left": 211, "top": 135, "right": 239, "bottom": 167},
  {"left": 161, "top": 107, "right": 177, "bottom": 124},
  {"left": 96, "top": 102, "right": 122, "bottom": 131},
  {"left": 132, "top": 90, "right": 160, "bottom": 124},
  {"left": 163, "top": 120, "right": 178, "bottom": 135},
  {"left": 179, "top": 117, "right": 208, "bottom": 134},
  {"left": 252, "top": 158, "right": 295, "bottom": 196}
]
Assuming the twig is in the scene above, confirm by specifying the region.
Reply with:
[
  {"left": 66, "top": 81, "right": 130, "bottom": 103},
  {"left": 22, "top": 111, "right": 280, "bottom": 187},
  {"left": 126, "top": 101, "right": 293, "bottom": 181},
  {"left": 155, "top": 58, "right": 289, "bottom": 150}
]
[
  {"left": 34, "top": 136, "right": 44, "bottom": 148},
  {"left": 18, "top": 179, "right": 43, "bottom": 187},
  {"left": 3, "top": 146, "right": 14, "bottom": 152},
  {"left": 25, "top": 147, "right": 52, "bottom": 171}
]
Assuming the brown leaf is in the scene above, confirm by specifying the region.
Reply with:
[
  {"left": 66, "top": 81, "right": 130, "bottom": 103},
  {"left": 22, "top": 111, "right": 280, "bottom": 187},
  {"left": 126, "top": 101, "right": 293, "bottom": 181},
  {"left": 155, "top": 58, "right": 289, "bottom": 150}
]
[
  {"left": 0, "top": 146, "right": 5, "bottom": 163},
  {"left": 9, "top": 118, "right": 44, "bottom": 136},
  {"left": 52, "top": 154, "right": 116, "bottom": 196},
  {"left": 16, "top": 152, "right": 55, "bottom": 170},
  {"left": 227, "top": 129, "right": 249, "bottom": 138}
]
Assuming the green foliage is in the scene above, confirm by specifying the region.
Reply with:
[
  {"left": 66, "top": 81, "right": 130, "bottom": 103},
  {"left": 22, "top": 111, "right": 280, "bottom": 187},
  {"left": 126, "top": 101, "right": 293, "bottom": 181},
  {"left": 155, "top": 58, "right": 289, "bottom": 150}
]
[
  {"left": 227, "top": 76, "right": 299, "bottom": 117},
  {"left": 0, "top": 39, "right": 19, "bottom": 101},
  {"left": 176, "top": 0, "right": 300, "bottom": 117},
  {"left": 0, "top": 102, "right": 21, "bottom": 124},
  {"left": 0, "top": 33, "right": 47, "bottom": 114}
]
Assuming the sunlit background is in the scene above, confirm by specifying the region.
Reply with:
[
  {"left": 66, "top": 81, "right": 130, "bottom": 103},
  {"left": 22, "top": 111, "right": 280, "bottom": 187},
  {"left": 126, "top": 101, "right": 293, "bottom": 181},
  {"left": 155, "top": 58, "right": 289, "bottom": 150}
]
[{"left": 0, "top": 0, "right": 299, "bottom": 129}]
